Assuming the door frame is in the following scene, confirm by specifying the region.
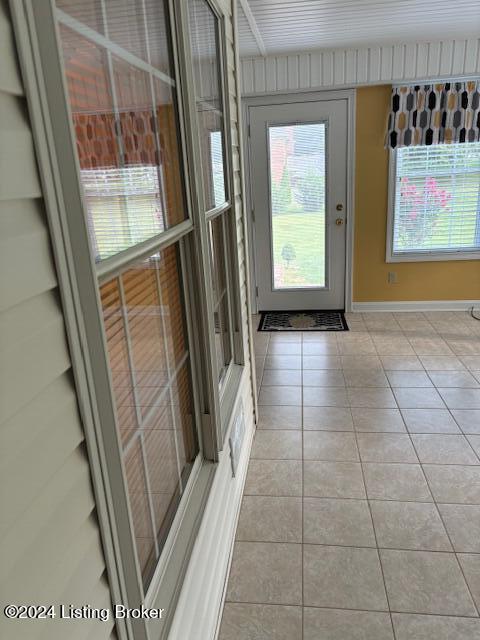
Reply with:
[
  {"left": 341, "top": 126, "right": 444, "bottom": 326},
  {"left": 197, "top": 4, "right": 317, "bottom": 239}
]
[{"left": 243, "top": 89, "right": 356, "bottom": 313}]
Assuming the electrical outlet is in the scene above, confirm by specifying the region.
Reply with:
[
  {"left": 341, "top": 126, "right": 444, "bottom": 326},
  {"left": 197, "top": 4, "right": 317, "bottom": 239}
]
[{"left": 388, "top": 271, "right": 398, "bottom": 284}]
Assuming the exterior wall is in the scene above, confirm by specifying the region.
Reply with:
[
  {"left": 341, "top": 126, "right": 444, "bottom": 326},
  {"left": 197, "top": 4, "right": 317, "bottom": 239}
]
[
  {"left": 240, "top": 38, "right": 480, "bottom": 95},
  {"left": 353, "top": 84, "right": 480, "bottom": 303},
  {"left": 0, "top": 1, "right": 116, "bottom": 639}
]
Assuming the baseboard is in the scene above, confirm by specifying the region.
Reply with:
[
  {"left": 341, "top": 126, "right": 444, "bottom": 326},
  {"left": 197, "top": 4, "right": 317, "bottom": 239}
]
[
  {"left": 167, "top": 372, "right": 255, "bottom": 640},
  {"left": 351, "top": 300, "right": 480, "bottom": 312}
]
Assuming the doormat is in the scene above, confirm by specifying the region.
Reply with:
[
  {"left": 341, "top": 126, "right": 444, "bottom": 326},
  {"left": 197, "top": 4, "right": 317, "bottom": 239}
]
[{"left": 258, "top": 310, "right": 348, "bottom": 332}]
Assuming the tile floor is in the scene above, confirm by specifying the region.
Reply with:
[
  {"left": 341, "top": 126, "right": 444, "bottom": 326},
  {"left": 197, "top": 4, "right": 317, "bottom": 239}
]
[{"left": 219, "top": 312, "right": 480, "bottom": 640}]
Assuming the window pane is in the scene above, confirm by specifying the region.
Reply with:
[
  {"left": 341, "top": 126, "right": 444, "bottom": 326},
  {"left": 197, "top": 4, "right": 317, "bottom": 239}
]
[
  {"left": 393, "top": 142, "right": 480, "bottom": 254},
  {"left": 57, "top": 1, "right": 188, "bottom": 262},
  {"left": 99, "top": 246, "right": 198, "bottom": 589},
  {"left": 56, "top": 0, "right": 104, "bottom": 33},
  {"left": 104, "top": 0, "right": 149, "bottom": 63},
  {"left": 269, "top": 123, "right": 326, "bottom": 289},
  {"left": 208, "top": 214, "right": 233, "bottom": 385},
  {"left": 189, "top": 0, "right": 227, "bottom": 210}
]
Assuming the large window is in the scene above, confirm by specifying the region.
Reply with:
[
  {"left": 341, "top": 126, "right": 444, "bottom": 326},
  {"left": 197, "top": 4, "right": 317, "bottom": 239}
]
[
  {"left": 388, "top": 142, "right": 480, "bottom": 261},
  {"left": 189, "top": 0, "right": 239, "bottom": 397},
  {"left": 56, "top": 0, "right": 201, "bottom": 595},
  {"left": 50, "top": 0, "right": 243, "bottom": 620}
]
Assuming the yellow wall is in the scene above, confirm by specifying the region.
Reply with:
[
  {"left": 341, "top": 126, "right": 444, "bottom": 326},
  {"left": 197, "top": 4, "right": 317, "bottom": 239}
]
[{"left": 353, "top": 85, "right": 480, "bottom": 302}]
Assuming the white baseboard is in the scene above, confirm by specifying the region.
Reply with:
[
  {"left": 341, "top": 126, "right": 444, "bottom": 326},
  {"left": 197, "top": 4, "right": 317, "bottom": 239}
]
[
  {"left": 167, "top": 372, "right": 255, "bottom": 640},
  {"left": 350, "top": 300, "right": 480, "bottom": 312}
]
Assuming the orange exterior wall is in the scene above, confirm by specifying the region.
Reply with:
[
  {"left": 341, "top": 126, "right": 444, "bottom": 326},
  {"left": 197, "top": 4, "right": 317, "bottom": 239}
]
[{"left": 353, "top": 85, "right": 480, "bottom": 302}]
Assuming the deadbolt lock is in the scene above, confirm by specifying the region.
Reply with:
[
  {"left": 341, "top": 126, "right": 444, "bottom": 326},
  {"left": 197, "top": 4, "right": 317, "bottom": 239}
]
[
  {"left": 336, "top": 203, "right": 344, "bottom": 211},
  {"left": 335, "top": 218, "right": 344, "bottom": 225}
]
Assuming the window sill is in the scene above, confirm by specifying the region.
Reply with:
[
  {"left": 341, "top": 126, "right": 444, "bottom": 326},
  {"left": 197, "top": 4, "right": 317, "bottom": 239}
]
[{"left": 386, "top": 251, "right": 480, "bottom": 263}]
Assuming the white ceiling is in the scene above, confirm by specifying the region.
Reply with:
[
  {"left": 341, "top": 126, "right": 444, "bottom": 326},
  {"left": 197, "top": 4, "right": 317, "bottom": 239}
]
[{"left": 237, "top": 0, "right": 480, "bottom": 57}]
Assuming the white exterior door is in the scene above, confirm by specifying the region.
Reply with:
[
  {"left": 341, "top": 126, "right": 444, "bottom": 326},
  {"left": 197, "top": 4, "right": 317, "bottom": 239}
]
[{"left": 249, "top": 98, "right": 348, "bottom": 310}]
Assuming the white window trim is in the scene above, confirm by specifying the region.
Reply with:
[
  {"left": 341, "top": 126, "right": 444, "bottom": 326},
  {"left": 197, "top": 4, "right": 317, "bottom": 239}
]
[{"left": 386, "top": 147, "right": 480, "bottom": 263}]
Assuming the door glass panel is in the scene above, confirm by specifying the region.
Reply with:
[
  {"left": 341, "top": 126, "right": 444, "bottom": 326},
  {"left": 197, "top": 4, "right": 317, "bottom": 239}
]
[
  {"left": 269, "top": 123, "right": 326, "bottom": 289},
  {"left": 100, "top": 246, "right": 199, "bottom": 590}
]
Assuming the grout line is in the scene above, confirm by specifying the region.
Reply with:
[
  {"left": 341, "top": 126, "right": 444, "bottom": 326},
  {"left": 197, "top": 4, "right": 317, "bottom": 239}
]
[
  {"left": 251, "top": 454, "right": 480, "bottom": 467},
  {"left": 235, "top": 538, "right": 480, "bottom": 556},
  {"left": 244, "top": 492, "right": 480, "bottom": 506},
  {"left": 224, "top": 598, "right": 480, "bottom": 620}
]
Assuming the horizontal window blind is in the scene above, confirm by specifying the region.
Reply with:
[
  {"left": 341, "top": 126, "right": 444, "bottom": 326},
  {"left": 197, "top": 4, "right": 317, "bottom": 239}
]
[{"left": 392, "top": 142, "right": 480, "bottom": 255}]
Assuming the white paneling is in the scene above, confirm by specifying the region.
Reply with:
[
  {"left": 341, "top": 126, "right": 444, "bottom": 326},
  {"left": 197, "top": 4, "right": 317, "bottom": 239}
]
[
  {"left": 309, "top": 51, "right": 322, "bottom": 87},
  {"left": 299, "top": 53, "right": 310, "bottom": 89},
  {"left": 253, "top": 57, "right": 265, "bottom": 93},
  {"left": 334, "top": 49, "right": 345, "bottom": 85},
  {"left": 276, "top": 55, "right": 288, "bottom": 91},
  {"left": 240, "top": 38, "right": 480, "bottom": 95},
  {"left": 346, "top": 50, "right": 357, "bottom": 84},
  {"left": 238, "top": 0, "right": 480, "bottom": 57},
  {"left": 241, "top": 57, "right": 254, "bottom": 94},
  {"left": 416, "top": 42, "right": 429, "bottom": 78},
  {"left": 440, "top": 41, "right": 454, "bottom": 76},
  {"left": 452, "top": 39, "right": 467, "bottom": 75},
  {"left": 287, "top": 54, "right": 299, "bottom": 90},
  {"left": 392, "top": 45, "right": 405, "bottom": 80},
  {"left": 357, "top": 48, "right": 369, "bottom": 84},
  {"left": 380, "top": 46, "right": 393, "bottom": 81},
  {"left": 465, "top": 38, "right": 479, "bottom": 73},
  {"left": 265, "top": 56, "right": 276, "bottom": 92},
  {"left": 404, "top": 43, "right": 417, "bottom": 80},
  {"left": 322, "top": 50, "right": 334, "bottom": 87},
  {"left": 427, "top": 41, "right": 442, "bottom": 77},
  {"left": 369, "top": 46, "right": 381, "bottom": 82}
]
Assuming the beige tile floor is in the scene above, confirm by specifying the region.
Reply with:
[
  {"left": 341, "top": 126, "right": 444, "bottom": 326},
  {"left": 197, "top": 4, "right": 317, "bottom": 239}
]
[{"left": 219, "top": 312, "right": 480, "bottom": 640}]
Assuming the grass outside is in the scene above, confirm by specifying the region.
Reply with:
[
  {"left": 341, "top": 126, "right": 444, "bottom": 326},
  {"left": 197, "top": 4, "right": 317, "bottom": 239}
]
[{"left": 272, "top": 212, "right": 326, "bottom": 288}]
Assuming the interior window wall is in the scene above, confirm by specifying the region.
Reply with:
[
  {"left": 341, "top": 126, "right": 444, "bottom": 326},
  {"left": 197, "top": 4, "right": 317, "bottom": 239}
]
[{"left": 57, "top": 0, "right": 200, "bottom": 594}]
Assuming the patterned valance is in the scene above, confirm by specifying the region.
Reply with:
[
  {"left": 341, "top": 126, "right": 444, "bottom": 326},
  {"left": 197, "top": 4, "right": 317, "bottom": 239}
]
[{"left": 386, "top": 81, "right": 480, "bottom": 149}]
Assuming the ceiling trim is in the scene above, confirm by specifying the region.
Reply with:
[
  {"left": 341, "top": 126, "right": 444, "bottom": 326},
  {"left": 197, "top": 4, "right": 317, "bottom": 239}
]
[
  {"left": 238, "top": 0, "right": 267, "bottom": 57},
  {"left": 240, "top": 38, "right": 480, "bottom": 95}
]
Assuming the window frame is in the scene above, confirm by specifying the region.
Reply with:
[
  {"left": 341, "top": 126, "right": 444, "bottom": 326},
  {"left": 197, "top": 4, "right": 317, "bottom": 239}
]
[
  {"left": 179, "top": 0, "right": 245, "bottom": 442},
  {"left": 386, "top": 146, "right": 480, "bottom": 263},
  {"left": 11, "top": 0, "right": 245, "bottom": 638}
]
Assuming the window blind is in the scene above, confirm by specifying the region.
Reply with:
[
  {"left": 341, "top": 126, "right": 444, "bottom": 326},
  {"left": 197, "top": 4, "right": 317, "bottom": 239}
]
[{"left": 392, "top": 142, "right": 480, "bottom": 255}]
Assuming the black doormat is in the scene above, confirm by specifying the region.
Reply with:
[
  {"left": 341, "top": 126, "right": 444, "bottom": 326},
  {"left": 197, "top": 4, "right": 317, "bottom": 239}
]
[{"left": 259, "top": 310, "right": 349, "bottom": 332}]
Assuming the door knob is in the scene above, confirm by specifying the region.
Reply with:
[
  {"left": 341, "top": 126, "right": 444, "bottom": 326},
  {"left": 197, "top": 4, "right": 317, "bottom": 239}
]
[
  {"left": 335, "top": 218, "right": 344, "bottom": 225},
  {"left": 336, "top": 203, "right": 344, "bottom": 211}
]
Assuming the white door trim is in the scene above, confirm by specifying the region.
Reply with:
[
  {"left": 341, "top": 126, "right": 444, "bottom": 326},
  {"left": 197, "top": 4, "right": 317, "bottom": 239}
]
[{"left": 243, "top": 89, "right": 356, "bottom": 313}]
